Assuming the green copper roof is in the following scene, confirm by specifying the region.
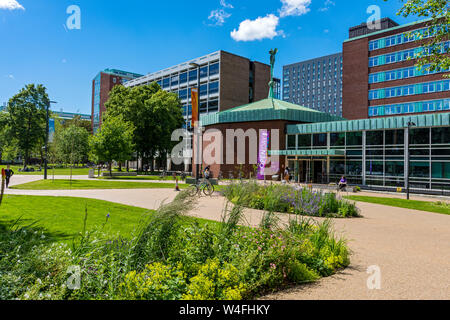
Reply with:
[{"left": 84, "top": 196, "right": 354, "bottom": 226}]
[
  {"left": 269, "top": 149, "right": 346, "bottom": 156},
  {"left": 201, "top": 98, "right": 344, "bottom": 126},
  {"left": 287, "top": 112, "right": 450, "bottom": 135}
]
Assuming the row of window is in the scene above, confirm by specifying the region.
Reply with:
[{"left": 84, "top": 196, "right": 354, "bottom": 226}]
[
  {"left": 287, "top": 128, "right": 450, "bottom": 151},
  {"left": 369, "top": 64, "right": 449, "bottom": 84},
  {"left": 368, "top": 80, "right": 450, "bottom": 100},
  {"left": 181, "top": 100, "right": 219, "bottom": 117},
  {"left": 369, "top": 42, "right": 450, "bottom": 67},
  {"left": 174, "top": 81, "right": 219, "bottom": 100},
  {"left": 368, "top": 25, "right": 443, "bottom": 51},
  {"left": 155, "top": 62, "right": 219, "bottom": 89},
  {"left": 368, "top": 98, "right": 450, "bottom": 117}
]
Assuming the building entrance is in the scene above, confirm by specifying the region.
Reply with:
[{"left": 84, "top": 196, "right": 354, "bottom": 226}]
[{"left": 290, "top": 159, "right": 328, "bottom": 184}]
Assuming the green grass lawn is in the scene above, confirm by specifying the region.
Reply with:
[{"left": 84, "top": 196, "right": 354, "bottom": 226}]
[
  {"left": 4, "top": 165, "right": 91, "bottom": 176},
  {"left": 10, "top": 179, "right": 190, "bottom": 190},
  {"left": 0, "top": 195, "right": 220, "bottom": 242},
  {"left": 345, "top": 195, "right": 450, "bottom": 215},
  {"left": 0, "top": 195, "right": 151, "bottom": 241}
]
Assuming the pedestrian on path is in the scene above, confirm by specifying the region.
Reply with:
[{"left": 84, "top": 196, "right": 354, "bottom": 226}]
[{"left": 5, "top": 165, "right": 14, "bottom": 188}]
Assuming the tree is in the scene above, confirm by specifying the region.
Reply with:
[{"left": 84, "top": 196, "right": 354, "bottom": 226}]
[
  {"left": 388, "top": 0, "right": 450, "bottom": 72},
  {"left": 89, "top": 115, "right": 134, "bottom": 176},
  {"left": 54, "top": 124, "right": 90, "bottom": 181},
  {"left": 105, "top": 82, "right": 183, "bottom": 172},
  {"left": 6, "top": 84, "right": 49, "bottom": 167}
]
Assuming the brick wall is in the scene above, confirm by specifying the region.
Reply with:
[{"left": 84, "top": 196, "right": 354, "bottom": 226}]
[
  {"left": 219, "top": 52, "right": 251, "bottom": 112},
  {"left": 343, "top": 38, "right": 369, "bottom": 119},
  {"left": 194, "top": 120, "right": 301, "bottom": 180}
]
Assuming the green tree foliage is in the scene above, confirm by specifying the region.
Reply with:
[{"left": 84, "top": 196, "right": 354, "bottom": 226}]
[
  {"left": 5, "top": 84, "right": 49, "bottom": 166},
  {"left": 389, "top": 0, "right": 450, "bottom": 72},
  {"left": 105, "top": 82, "right": 184, "bottom": 171},
  {"left": 89, "top": 115, "right": 134, "bottom": 175},
  {"left": 54, "top": 124, "right": 90, "bottom": 166}
]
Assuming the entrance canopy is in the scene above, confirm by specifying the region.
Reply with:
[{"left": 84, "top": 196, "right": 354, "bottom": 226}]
[{"left": 269, "top": 149, "right": 345, "bottom": 156}]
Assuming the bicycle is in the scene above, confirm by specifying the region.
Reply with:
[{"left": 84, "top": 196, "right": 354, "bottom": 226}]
[{"left": 187, "top": 178, "right": 215, "bottom": 197}]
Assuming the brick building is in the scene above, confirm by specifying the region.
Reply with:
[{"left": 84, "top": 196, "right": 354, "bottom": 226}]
[
  {"left": 91, "top": 69, "right": 143, "bottom": 133},
  {"left": 343, "top": 18, "right": 450, "bottom": 120},
  {"left": 124, "top": 50, "right": 271, "bottom": 131}
]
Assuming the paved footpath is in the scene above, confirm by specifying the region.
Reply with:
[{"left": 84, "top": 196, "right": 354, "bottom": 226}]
[{"left": 4, "top": 176, "right": 450, "bottom": 300}]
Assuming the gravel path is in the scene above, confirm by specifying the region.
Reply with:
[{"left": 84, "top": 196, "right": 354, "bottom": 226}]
[{"left": 3, "top": 176, "right": 449, "bottom": 300}]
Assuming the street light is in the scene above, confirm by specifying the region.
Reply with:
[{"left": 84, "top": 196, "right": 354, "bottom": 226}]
[
  {"left": 44, "top": 100, "right": 58, "bottom": 180},
  {"left": 189, "top": 62, "right": 201, "bottom": 181},
  {"left": 406, "top": 121, "right": 416, "bottom": 200}
]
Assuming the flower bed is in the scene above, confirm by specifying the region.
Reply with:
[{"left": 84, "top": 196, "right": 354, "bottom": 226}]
[
  {"left": 0, "top": 191, "right": 350, "bottom": 300},
  {"left": 223, "top": 181, "right": 360, "bottom": 218}
]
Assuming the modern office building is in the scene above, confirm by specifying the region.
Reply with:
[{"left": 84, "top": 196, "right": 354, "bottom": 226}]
[
  {"left": 124, "top": 50, "right": 271, "bottom": 130},
  {"left": 282, "top": 52, "right": 343, "bottom": 116},
  {"left": 91, "top": 69, "right": 143, "bottom": 133},
  {"left": 0, "top": 102, "right": 6, "bottom": 112},
  {"left": 343, "top": 18, "right": 450, "bottom": 120},
  {"left": 53, "top": 111, "right": 91, "bottom": 121}
]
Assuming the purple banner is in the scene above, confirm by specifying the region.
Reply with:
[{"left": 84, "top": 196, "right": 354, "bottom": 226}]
[{"left": 257, "top": 130, "right": 270, "bottom": 180}]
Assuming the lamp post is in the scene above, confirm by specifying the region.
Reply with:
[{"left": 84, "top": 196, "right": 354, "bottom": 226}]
[
  {"left": 189, "top": 62, "right": 201, "bottom": 181},
  {"left": 44, "top": 100, "right": 57, "bottom": 180},
  {"left": 406, "top": 121, "right": 416, "bottom": 200}
]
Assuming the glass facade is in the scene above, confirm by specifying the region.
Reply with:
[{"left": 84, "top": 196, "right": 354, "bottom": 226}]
[
  {"left": 282, "top": 53, "right": 343, "bottom": 116},
  {"left": 369, "top": 98, "right": 450, "bottom": 117},
  {"left": 286, "top": 126, "right": 450, "bottom": 191},
  {"left": 127, "top": 59, "right": 221, "bottom": 130},
  {"left": 369, "top": 80, "right": 450, "bottom": 101}
]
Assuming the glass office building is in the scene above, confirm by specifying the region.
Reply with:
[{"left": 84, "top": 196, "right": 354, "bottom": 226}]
[{"left": 279, "top": 112, "right": 450, "bottom": 194}]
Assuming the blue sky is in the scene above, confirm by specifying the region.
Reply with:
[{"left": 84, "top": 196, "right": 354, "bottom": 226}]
[{"left": 0, "top": 0, "right": 418, "bottom": 114}]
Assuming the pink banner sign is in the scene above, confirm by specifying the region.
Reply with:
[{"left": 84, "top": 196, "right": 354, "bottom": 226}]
[{"left": 257, "top": 130, "right": 270, "bottom": 180}]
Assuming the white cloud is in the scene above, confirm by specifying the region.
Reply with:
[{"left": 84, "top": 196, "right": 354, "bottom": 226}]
[
  {"left": 7, "top": 74, "right": 14, "bottom": 79},
  {"left": 324, "top": 29, "right": 329, "bottom": 33},
  {"left": 220, "top": 0, "right": 233, "bottom": 9},
  {"left": 62, "top": 59, "right": 67, "bottom": 64},
  {"left": 208, "top": 0, "right": 234, "bottom": 26},
  {"left": 319, "top": 0, "right": 335, "bottom": 12},
  {"left": 209, "top": 9, "right": 231, "bottom": 26},
  {"left": 231, "top": 14, "right": 280, "bottom": 42},
  {"left": 279, "top": 0, "right": 311, "bottom": 18},
  {"left": 0, "top": 0, "right": 25, "bottom": 10}
]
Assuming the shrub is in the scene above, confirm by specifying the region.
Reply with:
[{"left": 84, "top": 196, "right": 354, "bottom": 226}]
[
  {"left": 183, "top": 259, "right": 245, "bottom": 300},
  {"left": 120, "top": 263, "right": 187, "bottom": 300},
  {"left": 224, "top": 182, "right": 360, "bottom": 218}
]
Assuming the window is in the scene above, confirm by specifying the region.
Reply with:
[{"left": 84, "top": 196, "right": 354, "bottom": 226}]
[
  {"left": 178, "top": 89, "right": 188, "bottom": 100},
  {"left": 208, "top": 100, "right": 219, "bottom": 113},
  {"left": 208, "top": 81, "right": 219, "bottom": 95},
  {"left": 189, "top": 70, "right": 197, "bottom": 82},
  {"left": 410, "top": 128, "right": 430, "bottom": 145},
  {"left": 171, "top": 75, "right": 179, "bottom": 87},
  {"left": 297, "top": 134, "right": 311, "bottom": 148},
  {"left": 346, "top": 132, "right": 362, "bottom": 146},
  {"left": 330, "top": 133, "right": 345, "bottom": 147},
  {"left": 209, "top": 63, "right": 219, "bottom": 76},
  {"left": 385, "top": 130, "right": 404, "bottom": 145},
  {"left": 366, "top": 131, "right": 384, "bottom": 145},
  {"left": 287, "top": 135, "right": 296, "bottom": 150},
  {"left": 313, "top": 134, "right": 327, "bottom": 147},
  {"left": 179, "top": 72, "right": 188, "bottom": 84},
  {"left": 200, "top": 84, "right": 208, "bottom": 96},
  {"left": 200, "top": 66, "right": 208, "bottom": 78},
  {"left": 163, "top": 78, "right": 170, "bottom": 88}
]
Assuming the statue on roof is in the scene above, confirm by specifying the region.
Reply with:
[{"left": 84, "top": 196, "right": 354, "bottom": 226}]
[{"left": 268, "top": 48, "right": 278, "bottom": 100}]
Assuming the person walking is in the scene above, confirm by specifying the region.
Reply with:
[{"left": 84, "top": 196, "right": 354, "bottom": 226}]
[{"left": 5, "top": 165, "right": 14, "bottom": 188}]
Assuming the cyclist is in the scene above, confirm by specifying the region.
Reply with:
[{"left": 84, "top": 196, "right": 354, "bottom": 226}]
[{"left": 204, "top": 166, "right": 211, "bottom": 181}]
